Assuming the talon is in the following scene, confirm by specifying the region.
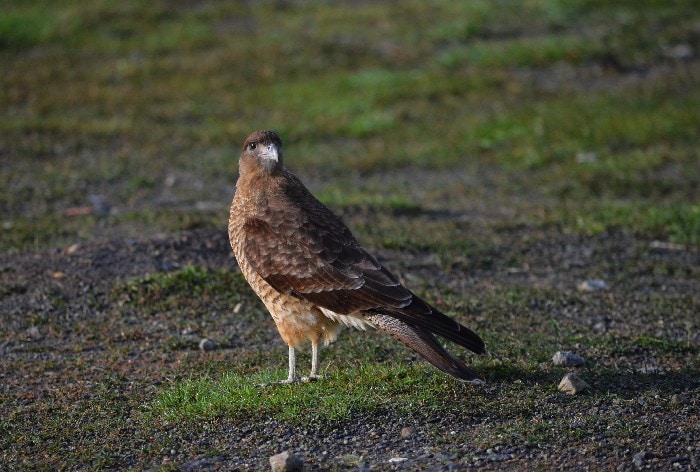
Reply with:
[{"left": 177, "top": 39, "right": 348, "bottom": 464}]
[
  {"left": 257, "top": 378, "right": 298, "bottom": 387},
  {"left": 301, "top": 374, "right": 322, "bottom": 383}
]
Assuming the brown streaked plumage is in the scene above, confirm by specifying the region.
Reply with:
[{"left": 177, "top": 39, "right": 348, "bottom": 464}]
[{"left": 228, "top": 130, "right": 485, "bottom": 383}]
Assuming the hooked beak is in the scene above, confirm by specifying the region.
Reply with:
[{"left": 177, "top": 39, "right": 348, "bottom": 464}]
[{"left": 261, "top": 143, "right": 279, "bottom": 162}]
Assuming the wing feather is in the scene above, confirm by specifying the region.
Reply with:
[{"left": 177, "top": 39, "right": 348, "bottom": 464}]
[
  {"left": 240, "top": 172, "right": 412, "bottom": 313},
  {"left": 240, "top": 171, "right": 484, "bottom": 355}
]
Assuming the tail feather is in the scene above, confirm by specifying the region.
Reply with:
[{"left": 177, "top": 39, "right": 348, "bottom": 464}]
[
  {"left": 367, "top": 314, "right": 483, "bottom": 382},
  {"left": 377, "top": 298, "right": 485, "bottom": 355}
]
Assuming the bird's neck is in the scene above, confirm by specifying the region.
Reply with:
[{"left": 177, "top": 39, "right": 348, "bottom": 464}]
[
  {"left": 234, "top": 166, "right": 287, "bottom": 216},
  {"left": 237, "top": 166, "right": 278, "bottom": 191}
]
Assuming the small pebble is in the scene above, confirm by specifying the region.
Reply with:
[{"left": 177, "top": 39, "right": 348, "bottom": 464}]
[
  {"left": 576, "top": 151, "right": 598, "bottom": 163},
  {"left": 558, "top": 372, "right": 591, "bottom": 395},
  {"left": 88, "top": 194, "right": 111, "bottom": 216},
  {"left": 593, "top": 321, "right": 608, "bottom": 332},
  {"left": 25, "top": 326, "right": 42, "bottom": 340},
  {"left": 637, "top": 366, "right": 661, "bottom": 374},
  {"left": 577, "top": 279, "right": 608, "bottom": 292},
  {"left": 199, "top": 338, "right": 214, "bottom": 351},
  {"left": 269, "top": 450, "right": 303, "bottom": 472},
  {"left": 633, "top": 450, "right": 651, "bottom": 468},
  {"left": 552, "top": 351, "right": 586, "bottom": 367},
  {"left": 661, "top": 43, "right": 693, "bottom": 60}
]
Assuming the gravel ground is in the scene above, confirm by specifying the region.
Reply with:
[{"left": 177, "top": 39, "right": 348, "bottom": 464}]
[{"left": 1, "top": 227, "right": 698, "bottom": 470}]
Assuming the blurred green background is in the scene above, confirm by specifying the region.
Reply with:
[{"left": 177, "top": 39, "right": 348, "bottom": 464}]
[{"left": 1, "top": 0, "right": 698, "bottom": 252}]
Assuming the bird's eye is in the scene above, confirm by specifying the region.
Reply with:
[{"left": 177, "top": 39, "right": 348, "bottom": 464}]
[{"left": 248, "top": 142, "right": 257, "bottom": 150}]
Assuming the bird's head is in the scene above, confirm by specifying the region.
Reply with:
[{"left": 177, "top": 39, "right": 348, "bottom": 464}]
[{"left": 239, "top": 130, "right": 284, "bottom": 176}]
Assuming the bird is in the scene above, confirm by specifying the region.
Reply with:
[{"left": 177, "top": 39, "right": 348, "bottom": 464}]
[{"left": 228, "top": 130, "right": 485, "bottom": 384}]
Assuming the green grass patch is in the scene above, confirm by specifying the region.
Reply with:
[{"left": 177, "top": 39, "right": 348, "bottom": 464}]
[
  {"left": 148, "top": 340, "right": 697, "bottom": 428},
  {"left": 565, "top": 201, "right": 700, "bottom": 245},
  {"left": 2, "top": 0, "right": 698, "bottom": 250},
  {"left": 474, "top": 86, "right": 700, "bottom": 172},
  {"left": 622, "top": 335, "right": 697, "bottom": 355},
  {"left": 0, "top": 209, "right": 224, "bottom": 253},
  {"left": 0, "top": 9, "right": 59, "bottom": 49},
  {"left": 115, "top": 266, "right": 252, "bottom": 316},
  {"left": 316, "top": 189, "right": 421, "bottom": 214},
  {"left": 149, "top": 363, "right": 474, "bottom": 423},
  {"left": 439, "top": 34, "right": 601, "bottom": 69}
]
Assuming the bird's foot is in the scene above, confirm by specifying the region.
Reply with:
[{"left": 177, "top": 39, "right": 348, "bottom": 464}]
[
  {"left": 460, "top": 378, "right": 486, "bottom": 385},
  {"left": 301, "top": 374, "right": 323, "bottom": 383},
  {"left": 257, "top": 377, "right": 298, "bottom": 388}
]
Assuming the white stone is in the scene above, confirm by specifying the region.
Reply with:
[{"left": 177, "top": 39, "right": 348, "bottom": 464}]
[
  {"left": 269, "top": 450, "right": 303, "bottom": 472},
  {"left": 558, "top": 373, "right": 591, "bottom": 395},
  {"left": 552, "top": 351, "right": 586, "bottom": 367},
  {"left": 577, "top": 279, "right": 608, "bottom": 292}
]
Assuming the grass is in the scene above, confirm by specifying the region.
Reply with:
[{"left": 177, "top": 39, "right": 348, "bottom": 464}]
[
  {"left": 439, "top": 34, "right": 603, "bottom": 69},
  {"left": 148, "top": 361, "right": 697, "bottom": 424},
  {"left": 569, "top": 201, "right": 700, "bottom": 245},
  {"left": 150, "top": 364, "right": 476, "bottom": 423},
  {"left": 131, "top": 267, "right": 698, "bottom": 428},
  {"left": 2, "top": 0, "right": 699, "bottom": 251},
  {"left": 115, "top": 266, "right": 251, "bottom": 314}
]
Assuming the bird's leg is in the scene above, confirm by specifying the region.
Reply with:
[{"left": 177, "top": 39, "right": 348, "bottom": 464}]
[
  {"left": 286, "top": 345, "right": 297, "bottom": 383},
  {"left": 310, "top": 341, "right": 319, "bottom": 377},
  {"left": 257, "top": 345, "right": 297, "bottom": 387},
  {"left": 302, "top": 341, "right": 322, "bottom": 382}
]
